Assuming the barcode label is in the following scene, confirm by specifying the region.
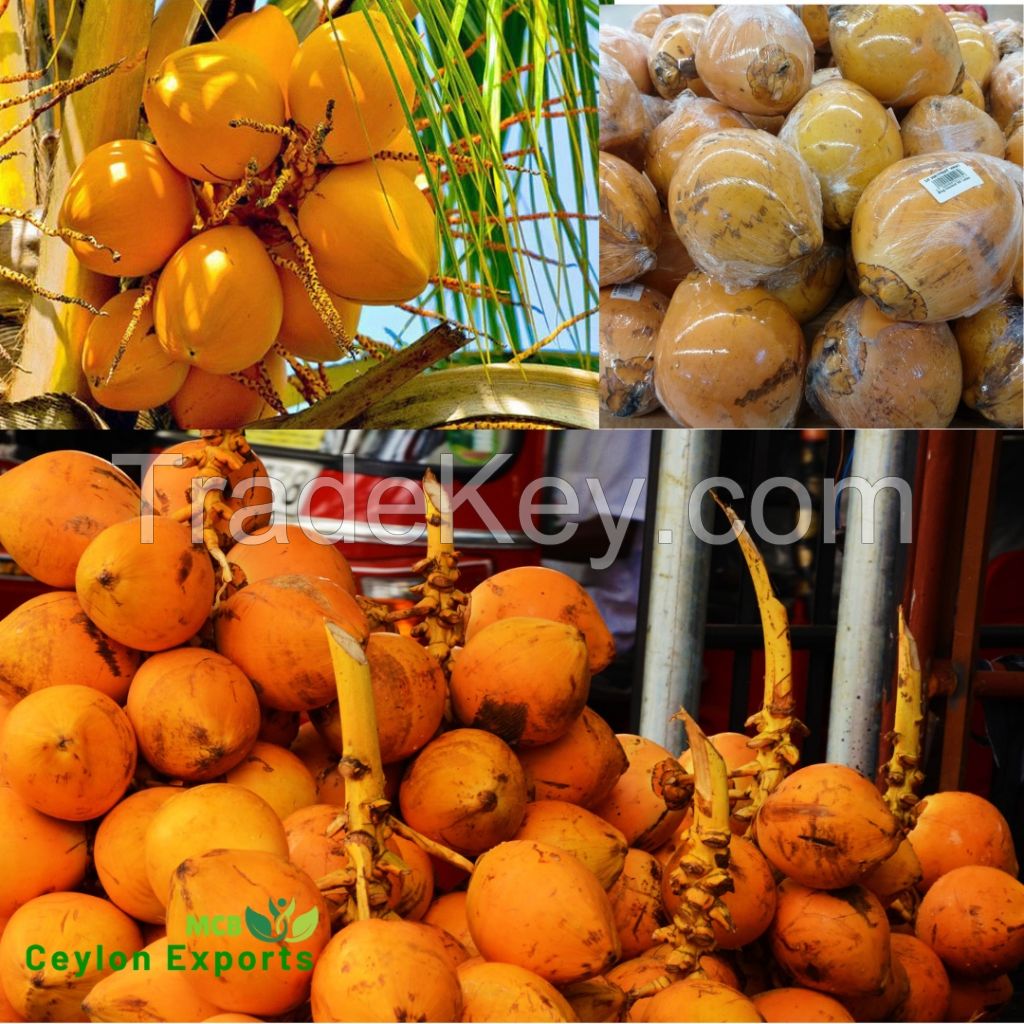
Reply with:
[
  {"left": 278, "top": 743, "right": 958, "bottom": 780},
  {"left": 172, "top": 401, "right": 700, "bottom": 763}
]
[
  {"left": 611, "top": 283, "right": 645, "bottom": 301},
  {"left": 918, "top": 162, "right": 984, "bottom": 203}
]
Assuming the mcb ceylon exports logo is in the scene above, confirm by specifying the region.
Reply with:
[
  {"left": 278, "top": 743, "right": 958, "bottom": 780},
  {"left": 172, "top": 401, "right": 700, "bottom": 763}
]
[{"left": 23, "top": 900, "right": 321, "bottom": 978}]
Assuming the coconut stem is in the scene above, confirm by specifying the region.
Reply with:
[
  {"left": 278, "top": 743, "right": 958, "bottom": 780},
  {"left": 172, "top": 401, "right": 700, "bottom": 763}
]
[
  {"left": 386, "top": 815, "right": 475, "bottom": 874},
  {"left": 386, "top": 470, "right": 468, "bottom": 674},
  {"left": 100, "top": 282, "right": 153, "bottom": 386},
  {"left": 651, "top": 711, "right": 733, "bottom": 980},
  {"left": 880, "top": 606, "right": 925, "bottom": 830},
  {"left": 166, "top": 430, "right": 253, "bottom": 594},
  {"left": 0, "top": 205, "right": 121, "bottom": 263},
  {"left": 712, "top": 492, "right": 806, "bottom": 832},
  {"left": 324, "top": 621, "right": 390, "bottom": 923},
  {"left": 0, "top": 262, "right": 103, "bottom": 314}
]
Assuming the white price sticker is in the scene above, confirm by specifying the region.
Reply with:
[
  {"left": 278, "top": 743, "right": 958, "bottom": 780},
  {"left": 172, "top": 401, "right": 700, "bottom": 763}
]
[
  {"left": 610, "top": 283, "right": 645, "bottom": 301},
  {"left": 918, "top": 162, "right": 984, "bottom": 203}
]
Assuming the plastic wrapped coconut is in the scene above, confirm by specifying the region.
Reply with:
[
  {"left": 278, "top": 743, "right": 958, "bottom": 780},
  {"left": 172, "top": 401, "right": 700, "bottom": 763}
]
[
  {"left": 647, "top": 14, "right": 709, "bottom": 101},
  {"left": 599, "top": 284, "right": 668, "bottom": 418},
  {"left": 694, "top": 5, "right": 813, "bottom": 116},
  {"left": 900, "top": 95, "right": 1004, "bottom": 157},
  {"left": 805, "top": 297, "right": 963, "bottom": 428},
  {"left": 990, "top": 50, "right": 1024, "bottom": 131},
  {"left": 667, "top": 128, "right": 823, "bottom": 290},
  {"left": 644, "top": 91, "right": 751, "bottom": 200},
  {"left": 953, "top": 72, "right": 986, "bottom": 108},
  {"left": 600, "top": 55, "right": 647, "bottom": 151},
  {"left": 600, "top": 25, "right": 653, "bottom": 94},
  {"left": 1007, "top": 112, "right": 1024, "bottom": 168},
  {"left": 828, "top": 5, "right": 964, "bottom": 108},
  {"left": 779, "top": 78, "right": 903, "bottom": 230},
  {"left": 762, "top": 236, "right": 845, "bottom": 325},
  {"left": 851, "top": 152, "right": 1023, "bottom": 322},
  {"left": 953, "top": 298, "right": 1024, "bottom": 428},
  {"left": 599, "top": 151, "right": 661, "bottom": 288},
  {"left": 984, "top": 19, "right": 1023, "bottom": 57},
  {"left": 639, "top": 210, "right": 696, "bottom": 297},
  {"left": 632, "top": 6, "right": 665, "bottom": 38},
  {"left": 948, "top": 13, "right": 1001, "bottom": 87},
  {"left": 654, "top": 272, "right": 806, "bottom": 428}
]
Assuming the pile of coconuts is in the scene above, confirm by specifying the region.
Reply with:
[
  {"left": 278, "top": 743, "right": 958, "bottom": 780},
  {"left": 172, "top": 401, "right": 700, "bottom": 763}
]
[{"left": 599, "top": 4, "right": 1023, "bottom": 428}]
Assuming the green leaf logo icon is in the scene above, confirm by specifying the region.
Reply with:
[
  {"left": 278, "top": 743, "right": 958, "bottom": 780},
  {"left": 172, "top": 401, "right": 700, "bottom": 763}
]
[
  {"left": 245, "top": 906, "right": 275, "bottom": 943},
  {"left": 286, "top": 906, "right": 320, "bottom": 944}
]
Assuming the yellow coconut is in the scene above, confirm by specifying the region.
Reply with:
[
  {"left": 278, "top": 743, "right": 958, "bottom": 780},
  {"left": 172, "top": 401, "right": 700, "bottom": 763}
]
[
  {"left": 467, "top": 839, "right": 620, "bottom": 984},
  {"left": 0, "top": 894, "right": 142, "bottom": 1022},
  {"left": 82, "top": 289, "right": 189, "bottom": 411},
  {"left": 298, "top": 161, "right": 437, "bottom": 305},
  {"left": 58, "top": 139, "right": 195, "bottom": 277},
  {"left": 143, "top": 42, "right": 285, "bottom": 182},
  {"left": 169, "top": 355, "right": 287, "bottom": 429},
  {"left": 288, "top": 11, "right": 416, "bottom": 165},
  {"left": 219, "top": 6, "right": 298, "bottom": 99},
  {"left": 144, "top": 783, "right": 289, "bottom": 908},
  {"left": 154, "top": 225, "right": 283, "bottom": 374},
  {"left": 270, "top": 241, "right": 362, "bottom": 363}
]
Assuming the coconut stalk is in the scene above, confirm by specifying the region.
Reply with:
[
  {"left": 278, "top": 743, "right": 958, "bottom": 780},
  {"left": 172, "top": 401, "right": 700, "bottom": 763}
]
[
  {"left": 640, "top": 711, "right": 732, "bottom": 1000},
  {"left": 0, "top": 1, "right": 37, "bottom": 225},
  {"left": 6, "top": 0, "right": 154, "bottom": 401},
  {"left": 322, "top": 619, "right": 474, "bottom": 924},
  {"left": 712, "top": 492, "right": 806, "bottom": 831},
  {"left": 323, "top": 622, "right": 393, "bottom": 923},
  {"left": 879, "top": 606, "right": 925, "bottom": 830},
  {"left": 362, "top": 469, "right": 467, "bottom": 674}
]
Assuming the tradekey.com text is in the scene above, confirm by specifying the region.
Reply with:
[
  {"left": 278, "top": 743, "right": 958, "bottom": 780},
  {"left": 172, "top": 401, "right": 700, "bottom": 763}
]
[{"left": 116, "top": 452, "right": 913, "bottom": 571}]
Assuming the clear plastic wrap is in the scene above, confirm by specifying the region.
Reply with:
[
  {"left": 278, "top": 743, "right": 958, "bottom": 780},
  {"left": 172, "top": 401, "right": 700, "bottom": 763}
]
[
  {"left": 899, "top": 95, "right": 1004, "bottom": 158},
  {"left": 984, "top": 19, "right": 1023, "bottom": 57},
  {"left": 779, "top": 78, "right": 903, "bottom": 230},
  {"left": 599, "top": 151, "right": 661, "bottom": 288},
  {"left": 639, "top": 210, "right": 696, "bottom": 297},
  {"left": 647, "top": 14, "right": 709, "bottom": 101},
  {"left": 1007, "top": 112, "right": 1023, "bottom": 168},
  {"left": 952, "top": 73, "right": 986, "bottom": 108},
  {"left": 762, "top": 236, "right": 845, "bottom": 324},
  {"left": 599, "top": 283, "right": 667, "bottom": 417},
  {"left": 599, "top": 55, "right": 647, "bottom": 151},
  {"left": 667, "top": 127, "right": 824, "bottom": 291},
  {"left": 948, "top": 15, "right": 1000, "bottom": 88},
  {"left": 644, "top": 90, "right": 751, "bottom": 199},
  {"left": 805, "top": 297, "right": 962, "bottom": 428},
  {"left": 654, "top": 272, "right": 806, "bottom": 428},
  {"left": 800, "top": 5, "right": 831, "bottom": 52},
  {"left": 694, "top": 5, "right": 813, "bottom": 115},
  {"left": 599, "top": 25, "right": 653, "bottom": 94},
  {"left": 954, "top": 297, "right": 1024, "bottom": 428},
  {"left": 990, "top": 50, "right": 1024, "bottom": 131},
  {"left": 828, "top": 5, "right": 963, "bottom": 108},
  {"left": 632, "top": 7, "right": 664, "bottom": 39},
  {"left": 850, "top": 152, "right": 1024, "bottom": 322}
]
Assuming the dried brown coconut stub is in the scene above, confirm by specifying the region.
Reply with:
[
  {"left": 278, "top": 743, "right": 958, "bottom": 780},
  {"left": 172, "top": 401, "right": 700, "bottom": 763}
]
[
  {"left": 599, "top": 151, "right": 660, "bottom": 288},
  {"left": 647, "top": 13, "right": 709, "bottom": 101}
]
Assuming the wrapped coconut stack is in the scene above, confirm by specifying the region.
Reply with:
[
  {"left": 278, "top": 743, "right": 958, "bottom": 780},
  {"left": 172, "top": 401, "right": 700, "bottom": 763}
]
[{"left": 598, "top": 4, "right": 1024, "bottom": 428}]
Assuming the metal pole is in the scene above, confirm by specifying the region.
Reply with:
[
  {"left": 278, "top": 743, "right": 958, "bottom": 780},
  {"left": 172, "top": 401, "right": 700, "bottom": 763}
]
[
  {"left": 826, "top": 430, "right": 912, "bottom": 772},
  {"left": 638, "top": 430, "right": 720, "bottom": 755}
]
